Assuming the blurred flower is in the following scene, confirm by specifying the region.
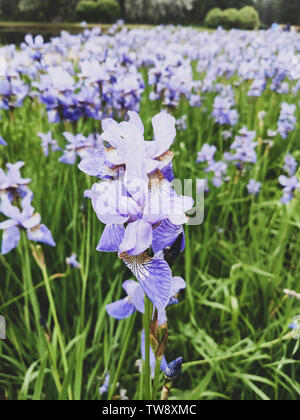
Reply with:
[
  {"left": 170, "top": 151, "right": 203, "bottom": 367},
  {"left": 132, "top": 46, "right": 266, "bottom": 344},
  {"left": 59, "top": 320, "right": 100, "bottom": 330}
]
[
  {"left": 66, "top": 253, "right": 81, "bottom": 269},
  {"left": 247, "top": 179, "right": 261, "bottom": 196},
  {"left": 0, "top": 192, "right": 55, "bottom": 255},
  {"left": 279, "top": 175, "right": 300, "bottom": 204},
  {"left": 38, "top": 131, "right": 61, "bottom": 157}
]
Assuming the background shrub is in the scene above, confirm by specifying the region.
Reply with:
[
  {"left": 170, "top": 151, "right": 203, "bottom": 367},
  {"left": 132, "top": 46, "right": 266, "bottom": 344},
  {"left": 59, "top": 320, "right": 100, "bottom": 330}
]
[
  {"left": 220, "top": 8, "right": 240, "bottom": 29},
  {"left": 76, "top": 0, "right": 120, "bottom": 22},
  {"left": 238, "top": 6, "right": 260, "bottom": 29},
  {"left": 204, "top": 8, "right": 223, "bottom": 28},
  {"left": 204, "top": 5, "right": 259, "bottom": 29},
  {"left": 76, "top": 0, "right": 97, "bottom": 22},
  {"left": 95, "top": 0, "right": 121, "bottom": 23}
]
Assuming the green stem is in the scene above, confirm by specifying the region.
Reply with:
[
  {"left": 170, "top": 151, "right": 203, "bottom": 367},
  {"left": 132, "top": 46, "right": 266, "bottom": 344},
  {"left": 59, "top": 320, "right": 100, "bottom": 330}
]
[
  {"left": 182, "top": 333, "right": 292, "bottom": 369},
  {"left": 144, "top": 295, "right": 152, "bottom": 400},
  {"left": 152, "top": 358, "right": 162, "bottom": 400},
  {"left": 108, "top": 312, "right": 137, "bottom": 400},
  {"left": 41, "top": 265, "right": 73, "bottom": 400}
]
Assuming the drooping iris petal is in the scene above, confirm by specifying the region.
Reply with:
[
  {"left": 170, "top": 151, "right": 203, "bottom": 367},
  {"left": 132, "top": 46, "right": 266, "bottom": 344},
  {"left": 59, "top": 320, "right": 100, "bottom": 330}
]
[
  {"left": 122, "top": 279, "right": 145, "bottom": 313},
  {"left": 22, "top": 213, "right": 41, "bottom": 229},
  {"left": 119, "top": 219, "right": 153, "bottom": 256},
  {"left": 171, "top": 276, "right": 186, "bottom": 296},
  {"left": 59, "top": 150, "right": 77, "bottom": 165},
  {"left": 0, "top": 219, "right": 18, "bottom": 230},
  {"left": 0, "top": 195, "right": 22, "bottom": 220},
  {"left": 0, "top": 136, "right": 6, "bottom": 146},
  {"left": 78, "top": 148, "right": 106, "bottom": 177},
  {"left": 97, "top": 224, "right": 125, "bottom": 252},
  {"left": 91, "top": 181, "right": 131, "bottom": 225},
  {"left": 27, "top": 224, "right": 56, "bottom": 247},
  {"left": 152, "top": 219, "right": 183, "bottom": 254},
  {"left": 106, "top": 298, "right": 136, "bottom": 320},
  {"left": 121, "top": 252, "right": 172, "bottom": 310},
  {"left": 1, "top": 226, "right": 21, "bottom": 255}
]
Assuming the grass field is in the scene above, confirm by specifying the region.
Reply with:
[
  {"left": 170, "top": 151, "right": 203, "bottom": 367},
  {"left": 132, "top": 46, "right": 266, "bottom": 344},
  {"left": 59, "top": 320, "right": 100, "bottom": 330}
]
[{"left": 0, "top": 24, "right": 299, "bottom": 401}]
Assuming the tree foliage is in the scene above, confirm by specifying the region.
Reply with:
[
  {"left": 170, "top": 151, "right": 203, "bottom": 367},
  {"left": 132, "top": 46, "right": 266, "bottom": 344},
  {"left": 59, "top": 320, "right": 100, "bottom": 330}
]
[{"left": 0, "top": 0, "right": 298, "bottom": 26}]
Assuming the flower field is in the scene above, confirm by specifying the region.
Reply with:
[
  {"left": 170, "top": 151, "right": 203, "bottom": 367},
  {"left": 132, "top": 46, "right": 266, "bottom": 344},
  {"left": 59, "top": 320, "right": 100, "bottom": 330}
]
[{"left": 0, "top": 23, "right": 299, "bottom": 400}]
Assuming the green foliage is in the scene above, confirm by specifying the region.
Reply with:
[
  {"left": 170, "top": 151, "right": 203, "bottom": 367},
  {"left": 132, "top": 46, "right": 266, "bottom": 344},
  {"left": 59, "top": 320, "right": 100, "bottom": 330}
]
[
  {"left": 76, "top": 0, "right": 120, "bottom": 23},
  {"left": 205, "top": 5, "right": 259, "bottom": 29},
  {"left": 220, "top": 8, "right": 240, "bottom": 29},
  {"left": 204, "top": 8, "right": 223, "bottom": 28},
  {"left": 238, "top": 6, "right": 260, "bottom": 29},
  {"left": 95, "top": 0, "right": 121, "bottom": 23},
  {"left": 76, "top": 0, "right": 98, "bottom": 22}
]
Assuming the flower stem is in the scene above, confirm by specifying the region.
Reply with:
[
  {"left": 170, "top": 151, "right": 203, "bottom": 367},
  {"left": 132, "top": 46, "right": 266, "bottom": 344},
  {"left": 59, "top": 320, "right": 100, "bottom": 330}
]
[
  {"left": 144, "top": 295, "right": 152, "bottom": 400},
  {"left": 182, "top": 333, "right": 293, "bottom": 369},
  {"left": 41, "top": 265, "right": 73, "bottom": 400},
  {"left": 108, "top": 311, "right": 137, "bottom": 400},
  {"left": 152, "top": 358, "right": 162, "bottom": 400}
]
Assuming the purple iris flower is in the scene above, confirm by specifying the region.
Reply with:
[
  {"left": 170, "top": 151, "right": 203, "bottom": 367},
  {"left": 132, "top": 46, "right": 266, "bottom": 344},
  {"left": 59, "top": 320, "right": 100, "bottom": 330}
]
[
  {"left": 227, "top": 127, "right": 258, "bottom": 166},
  {"left": 283, "top": 154, "right": 297, "bottom": 176},
  {"left": 196, "top": 144, "right": 216, "bottom": 164},
  {"left": 176, "top": 115, "right": 187, "bottom": 131},
  {"left": 0, "top": 161, "right": 31, "bottom": 202},
  {"left": 66, "top": 253, "right": 81, "bottom": 269},
  {"left": 0, "top": 137, "right": 6, "bottom": 146},
  {"left": 87, "top": 111, "right": 193, "bottom": 312},
  {"left": 248, "top": 78, "right": 266, "bottom": 97},
  {"left": 205, "top": 160, "right": 228, "bottom": 187},
  {"left": 247, "top": 179, "right": 261, "bottom": 196},
  {"left": 106, "top": 276, "right": 186, "bottom": 323},
  {"left": 0, "top": 193, "right": 55, "bottom": 255},
  {"left": 59, "top": 132, "right": 94, "bottom": 165},
  {"left": 38, "top": 132, "right": 61, "bottom": 157},
  {"left": 212, "top": 96, "right": 239, "bottom": 126},
  {"left": 279, "top": 175, "right": 300, "bottom": 204},
  {"left": 277, "top": 103, "right": 296, "bottom": 139}
]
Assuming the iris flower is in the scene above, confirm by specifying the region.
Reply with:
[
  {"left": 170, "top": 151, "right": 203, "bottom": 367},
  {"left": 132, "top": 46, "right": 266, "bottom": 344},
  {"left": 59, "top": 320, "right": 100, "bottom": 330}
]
[{"left": 0, "top": 193, "right": 55, "bottom": 255}]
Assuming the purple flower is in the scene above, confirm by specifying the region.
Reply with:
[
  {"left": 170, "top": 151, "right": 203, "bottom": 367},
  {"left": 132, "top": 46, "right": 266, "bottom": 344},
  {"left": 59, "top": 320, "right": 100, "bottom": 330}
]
[
  {"left": 0, "top": 161, "right": 31, "bottom": 202},
  {"left": 247, "top": 179, "right": 261, "bottom": 196},
  {"left": 0, "top": 136, "right": 6, "bottom": 146},
  {"left": 38, "top": 132, "right": 61, "bottom": 157},
  {"left": 228, "top": 127, "right": 257, "bottom": 166},
  {"left": 279, "top": 175, "right": 300, "bottom": 204},
  {"left": 99, "top": 374, "right": 110, "bottom": 396},
  {"left": 205, "top": 160, "right": 228, "bottom": 187},
  {"left": 59, "top": 132, "right": 94, "bottom": 165},
  {"left": 89, "top": 112, "right": 193, "bottom": 312},
  {"left": 212, "top": 96, "right": 239, "bottom": 126},
  {"left": 277, "top": 103, "right": 296, "bottom": 139},
  {"left": 106, "top": 276, "right": 186, "bottom": 323},
  {"left": 283, "top": 154, "right": 297, "bottom": 176},
  {"left": 141, "top": 329, "right": 167, "bottom": 378},
  {"left": 196, "top": 144, "right": 216, "bottom": 164},
  {"left": 0, "top": 193, "right": 55, "bottom": 255},
  {"left": 66, "top": 253, "right": 81, "bottom": 269}
]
